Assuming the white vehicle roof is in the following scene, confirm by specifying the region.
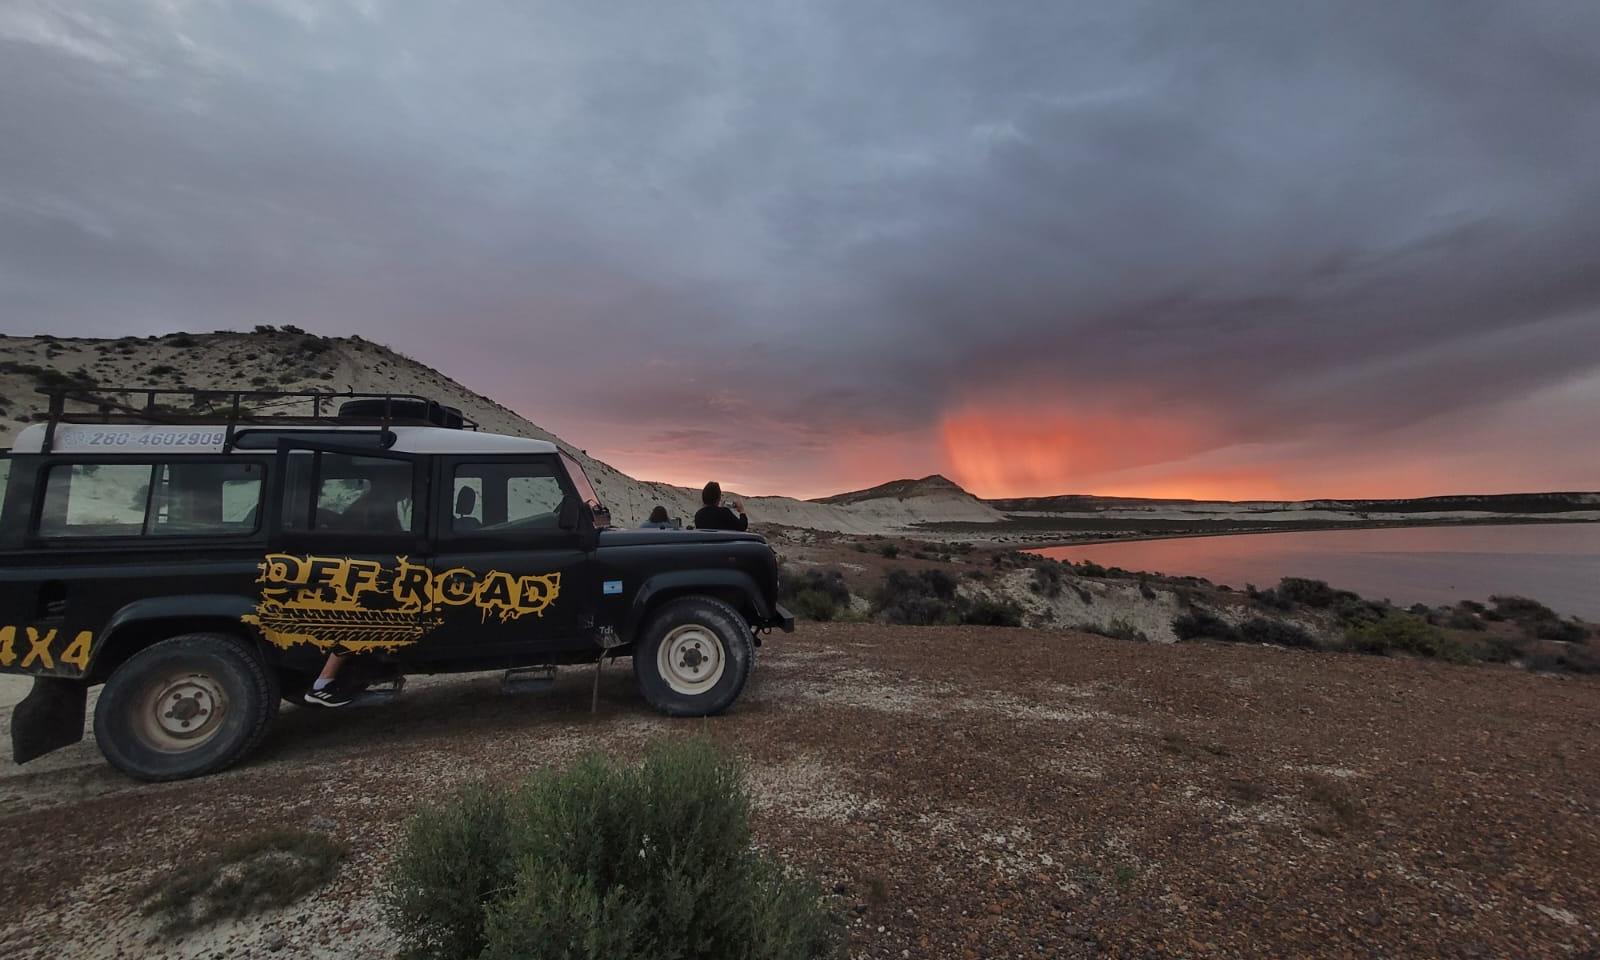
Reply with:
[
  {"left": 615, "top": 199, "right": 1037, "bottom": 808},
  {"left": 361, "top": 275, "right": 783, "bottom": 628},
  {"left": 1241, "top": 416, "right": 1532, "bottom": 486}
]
[{"left": 8, "top": 422, "right": 559, "bottom": 456}]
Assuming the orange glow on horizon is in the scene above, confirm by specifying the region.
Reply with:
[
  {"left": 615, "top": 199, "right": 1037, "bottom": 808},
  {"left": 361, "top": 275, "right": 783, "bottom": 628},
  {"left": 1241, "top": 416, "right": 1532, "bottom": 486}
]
[{"left": 940, "top": 406, "right": 1237, "bottom": 499}]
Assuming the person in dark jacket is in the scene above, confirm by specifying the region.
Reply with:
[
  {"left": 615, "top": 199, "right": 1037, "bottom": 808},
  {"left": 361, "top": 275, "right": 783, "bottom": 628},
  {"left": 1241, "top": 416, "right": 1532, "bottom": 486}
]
[{"left": 693, "top": 481, "right": 748, "bottom": 531}]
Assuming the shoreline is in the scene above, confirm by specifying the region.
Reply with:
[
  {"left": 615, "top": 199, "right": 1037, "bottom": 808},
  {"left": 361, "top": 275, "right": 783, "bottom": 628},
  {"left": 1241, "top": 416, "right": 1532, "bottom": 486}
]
[{"left": 963, "top": 515, "right": 1600, "bottom": 552}]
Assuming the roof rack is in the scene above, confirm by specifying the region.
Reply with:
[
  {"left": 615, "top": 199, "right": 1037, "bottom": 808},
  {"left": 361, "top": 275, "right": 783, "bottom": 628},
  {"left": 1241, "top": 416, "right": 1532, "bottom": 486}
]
[{"left": 36, "top": 386, "right": 479, "bottom": 455}]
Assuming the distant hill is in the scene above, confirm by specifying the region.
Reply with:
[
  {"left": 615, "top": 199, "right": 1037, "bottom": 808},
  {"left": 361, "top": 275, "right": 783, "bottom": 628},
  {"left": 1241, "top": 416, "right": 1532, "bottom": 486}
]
[{"left": 815, "top": 474, "right": 971, "bottom": 505}]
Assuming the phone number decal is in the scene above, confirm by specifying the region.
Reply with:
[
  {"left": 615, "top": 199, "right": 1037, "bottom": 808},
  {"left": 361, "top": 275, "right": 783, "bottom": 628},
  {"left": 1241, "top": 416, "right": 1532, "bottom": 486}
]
[{"left": 75, "top": 430, "right": 227, "bottom": 447}]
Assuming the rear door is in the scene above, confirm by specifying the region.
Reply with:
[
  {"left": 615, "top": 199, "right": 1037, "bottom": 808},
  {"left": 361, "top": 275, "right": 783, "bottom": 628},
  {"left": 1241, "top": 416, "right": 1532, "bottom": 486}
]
[
  {"left": 260, "top": 440, "right": 438, "bottom": 662},
  {"left": 427, "top": 453, "right": 589, "bottom": 657}
]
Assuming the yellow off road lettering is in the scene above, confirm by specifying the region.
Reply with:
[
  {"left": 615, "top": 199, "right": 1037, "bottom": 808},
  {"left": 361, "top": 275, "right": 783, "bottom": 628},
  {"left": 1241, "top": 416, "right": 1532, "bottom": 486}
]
[
  {"left": 245, "top": 553, "right": 562, "bottom": 653},
  {"left": 21, "top": 627, "right": 57, "bottom": 669},
  {"left": 0, "top": 626, "right": 15, "bottom": 667},
  {"left": 59, "top": 631, "right": 92, "bottom": 672}
]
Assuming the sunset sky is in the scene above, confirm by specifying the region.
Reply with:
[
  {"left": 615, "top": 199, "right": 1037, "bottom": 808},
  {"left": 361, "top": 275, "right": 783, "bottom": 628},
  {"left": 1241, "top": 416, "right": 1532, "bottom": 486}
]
[{"left": 4, "top": 2, "right": 1599, "bottom": 500}]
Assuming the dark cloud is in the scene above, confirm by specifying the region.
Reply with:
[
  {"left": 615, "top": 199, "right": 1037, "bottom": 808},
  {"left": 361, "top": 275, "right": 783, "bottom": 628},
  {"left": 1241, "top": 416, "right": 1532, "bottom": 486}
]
[{"left": 3, "top": 1, "right": 1598, "bottom": 496}]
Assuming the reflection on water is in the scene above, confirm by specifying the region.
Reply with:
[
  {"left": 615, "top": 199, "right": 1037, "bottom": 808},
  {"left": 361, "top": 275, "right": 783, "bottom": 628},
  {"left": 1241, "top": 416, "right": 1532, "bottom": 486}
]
[{"left": 1030, "top": 523, "right": 1600, "bottom": 620}]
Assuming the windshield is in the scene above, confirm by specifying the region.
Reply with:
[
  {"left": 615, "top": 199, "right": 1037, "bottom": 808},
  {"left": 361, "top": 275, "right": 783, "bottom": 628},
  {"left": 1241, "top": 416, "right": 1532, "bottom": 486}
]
[{"left": 559, "top": 451, "right": 602, "bottom": 509}]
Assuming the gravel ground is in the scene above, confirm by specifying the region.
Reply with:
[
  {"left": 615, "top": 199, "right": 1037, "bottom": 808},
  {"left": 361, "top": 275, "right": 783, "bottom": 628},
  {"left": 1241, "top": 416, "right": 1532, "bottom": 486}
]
[{"left": 1, "top": 624, "right": 1597, "bottom": 959}]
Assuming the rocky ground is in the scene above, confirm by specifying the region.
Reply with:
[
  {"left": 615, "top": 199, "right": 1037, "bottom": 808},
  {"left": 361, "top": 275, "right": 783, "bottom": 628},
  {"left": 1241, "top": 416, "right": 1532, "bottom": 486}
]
[{"left": 1, "top": 624, "right": 1597, "bottom": 959}]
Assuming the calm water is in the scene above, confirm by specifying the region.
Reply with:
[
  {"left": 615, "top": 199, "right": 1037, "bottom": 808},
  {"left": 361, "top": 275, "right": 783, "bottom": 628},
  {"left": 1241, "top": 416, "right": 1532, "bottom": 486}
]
[{"left": 1031, "top": 523, "right": 1600, "bottom": 620}]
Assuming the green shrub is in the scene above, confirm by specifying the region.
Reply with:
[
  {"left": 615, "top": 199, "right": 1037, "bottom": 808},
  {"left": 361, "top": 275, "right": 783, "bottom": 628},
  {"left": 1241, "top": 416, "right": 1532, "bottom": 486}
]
[
  {"left": 1490, "top": 595, "right": 1558, "bottom": 623},
  {"left": 1075, "top": 560, "right": 1107, "bottom": 577},
  {"left": 778, "top": 567, "right": 851, "bottom": 622},
  {"left": 871, "top": 568, "right": 1021, "bottom": 627},
  {"left": 877, "top": 544, "right": 899, "bottom": 559},
  {"left": 148, "top": 364, "right": 179, "bottom": 377},
  {"left": 384, "top": 739, "right": 838, "bottom": 960},
  {"left": 386, "top": 784, "right": 516, "bottom": 959},
  {"left": 1533, "top": 619, "right": 1589, "bottom": 643},
  {"left": 1171, "top": 609, "right": 1238, "bottom": 642},
  {"left": 1521, "top": 644, "right": 1600, "bottom": 674},
  {"left": 1079, "top": 618, "right": 1149, "bottom": 643},
  {"left": 962, "top": 598, "right": 1024, "bottom": 627},
  {"left": 1029, "top": 563, "right": 1064, "bottom": 598},
  {"left": 1245, "top": 584, "right": 1293, "bottom": 611},
  {"left": 872, "top": 568, "right": 961, "bottom": 625},
  {"left": 166, "top": 334, "right": 198, "bottom": 348},
  {"left": 788, "top": 589, "right": 838, "bottom": 621},
  {"left": 1330, "top": 593, "right": 1386, "bottom": 628},
  {"left": 1276, "top": 577, "right": 1343, "bottom": 607},
  {"left": 1345, "top": 613, "right": 1451, "bottom": 657},
  {"left": 1442, "top": 604, "right": 1487, "bottom": 631},
  {"left": 1238, "top": 618, "right": 1317, "bottom": 649}
]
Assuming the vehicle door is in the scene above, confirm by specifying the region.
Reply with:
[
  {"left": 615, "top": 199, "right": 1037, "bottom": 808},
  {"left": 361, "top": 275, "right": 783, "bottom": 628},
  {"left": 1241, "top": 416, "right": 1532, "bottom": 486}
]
[
  {"left": 260, "top": 439, "right": 435, "bottom": 666},
  {"left": 427, "top": 453, "right": 589, "bottom": 657}
]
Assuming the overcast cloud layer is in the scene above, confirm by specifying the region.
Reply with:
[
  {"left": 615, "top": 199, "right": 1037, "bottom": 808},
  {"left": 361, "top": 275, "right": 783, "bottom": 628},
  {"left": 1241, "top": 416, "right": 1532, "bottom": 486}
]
[{"left": 4, "top": 1, "right": 1599, "bottom": 498}]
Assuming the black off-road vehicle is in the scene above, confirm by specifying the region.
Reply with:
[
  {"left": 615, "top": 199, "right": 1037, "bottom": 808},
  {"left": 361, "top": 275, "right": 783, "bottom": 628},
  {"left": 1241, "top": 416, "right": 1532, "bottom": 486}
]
[{"left": 0, "top": 388, "right": 792, "bottom": 781}]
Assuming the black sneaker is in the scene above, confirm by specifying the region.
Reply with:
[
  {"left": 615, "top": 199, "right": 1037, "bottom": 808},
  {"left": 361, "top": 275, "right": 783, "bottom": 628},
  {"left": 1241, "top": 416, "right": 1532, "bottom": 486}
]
[{"left": 303, "top": 686, "right": 355, "bottom": 707}]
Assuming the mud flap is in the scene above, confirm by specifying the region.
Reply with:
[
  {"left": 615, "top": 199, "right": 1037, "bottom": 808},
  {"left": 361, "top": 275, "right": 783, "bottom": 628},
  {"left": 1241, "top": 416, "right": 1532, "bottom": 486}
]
[{"left": 12, "top": 677, "right": 88, "bottom": 764}]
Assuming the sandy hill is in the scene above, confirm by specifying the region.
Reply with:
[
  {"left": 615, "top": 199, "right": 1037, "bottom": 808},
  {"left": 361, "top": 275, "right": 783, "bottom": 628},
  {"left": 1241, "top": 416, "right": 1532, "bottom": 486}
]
[
  {"left": 817, "top": 473, "right": 968, "bottom": 505},
  {"left": 0, "top": 331, "right": 997, "bottom": 533}
]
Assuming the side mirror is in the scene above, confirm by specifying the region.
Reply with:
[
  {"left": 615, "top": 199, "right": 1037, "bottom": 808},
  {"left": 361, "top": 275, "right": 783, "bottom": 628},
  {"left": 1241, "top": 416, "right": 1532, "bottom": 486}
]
[
  {"left": 590, "top": 504, "right": 612, "bottom": 529},
  {"left": 558, "top": 498, "right": 580, "bottom": 531}
]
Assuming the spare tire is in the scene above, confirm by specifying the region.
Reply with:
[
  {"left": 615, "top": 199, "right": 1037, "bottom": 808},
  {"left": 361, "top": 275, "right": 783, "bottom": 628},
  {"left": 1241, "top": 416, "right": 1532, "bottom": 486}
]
[{"left": 338, "top": 398, "right": 464, "bottom": 428}]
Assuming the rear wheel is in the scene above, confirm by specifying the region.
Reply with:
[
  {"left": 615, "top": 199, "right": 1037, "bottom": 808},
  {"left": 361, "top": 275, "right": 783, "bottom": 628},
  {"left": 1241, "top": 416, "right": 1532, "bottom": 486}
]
[
  {"left": 93, "top": 633, "right": 277, "bottom": 782},
  {"left": 633, "top": 596, "right": 754, "bottom": 716}
]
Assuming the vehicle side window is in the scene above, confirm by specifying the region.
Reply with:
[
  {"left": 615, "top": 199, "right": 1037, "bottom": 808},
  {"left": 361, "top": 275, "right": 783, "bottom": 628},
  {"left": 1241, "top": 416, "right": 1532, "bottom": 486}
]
[
  {"left": 39, "top": 464, "right": 153, "bottom": 537},
  {"left": 282, "top": 452, "right": 415, "bottom": 534},
  {"left": 451, "top": 461, "right": 568, "bottom": 534},
  {"left": 149, "top": 463, "right": 263, "bottom": 535},
  {"left": 38, "top": 461, "right": 265, "bottom": 538}
]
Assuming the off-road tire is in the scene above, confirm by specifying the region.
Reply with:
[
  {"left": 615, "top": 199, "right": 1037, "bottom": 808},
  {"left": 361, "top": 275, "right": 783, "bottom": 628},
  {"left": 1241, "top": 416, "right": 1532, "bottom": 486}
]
[
  {"left": 93, "top": 632, "right": 277, "bottom": 782},
  {"left": 633, "top": 596, "right": 755, "bottom": 717}
]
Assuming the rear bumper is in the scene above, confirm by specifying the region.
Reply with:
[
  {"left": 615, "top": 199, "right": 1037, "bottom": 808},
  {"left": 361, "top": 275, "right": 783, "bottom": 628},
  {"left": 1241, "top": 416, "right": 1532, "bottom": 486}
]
[{"left": 759, "top": 604, "right": 796, "bottom": 633}]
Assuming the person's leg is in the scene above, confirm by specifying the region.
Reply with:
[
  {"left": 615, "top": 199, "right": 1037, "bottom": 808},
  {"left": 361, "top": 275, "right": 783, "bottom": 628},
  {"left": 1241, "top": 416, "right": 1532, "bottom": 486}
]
[
  {"left": 313, "top": 654, "right": 344, "bottom": 690},
  {"left": 303, "top": 653, "right": 354, "bottom": 707}
]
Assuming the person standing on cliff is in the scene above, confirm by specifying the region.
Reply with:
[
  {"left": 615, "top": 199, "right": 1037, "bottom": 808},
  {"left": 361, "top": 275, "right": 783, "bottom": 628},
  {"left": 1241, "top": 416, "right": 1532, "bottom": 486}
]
[{"left": 693, "top": 481, "right": 748, "bottom": 531}]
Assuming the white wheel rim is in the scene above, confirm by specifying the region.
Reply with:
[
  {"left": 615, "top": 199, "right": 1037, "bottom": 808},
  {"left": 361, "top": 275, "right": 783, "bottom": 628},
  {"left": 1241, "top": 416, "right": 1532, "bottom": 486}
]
[
  {"left": 657, "top": 624, "right": 726, "bottom": 696},
  {"left": 133, "top": 671, "right": 230, "bottom": 753}
]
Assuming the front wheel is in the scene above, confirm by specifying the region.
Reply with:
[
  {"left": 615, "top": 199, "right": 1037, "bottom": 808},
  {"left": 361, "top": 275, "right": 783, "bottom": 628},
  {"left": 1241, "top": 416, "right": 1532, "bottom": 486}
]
[
  {"left": 633, "top": 596, "right": 754, "bottom": 716},
  {"left": 93, "top": 633, "right": 278, "bottom": 781}
]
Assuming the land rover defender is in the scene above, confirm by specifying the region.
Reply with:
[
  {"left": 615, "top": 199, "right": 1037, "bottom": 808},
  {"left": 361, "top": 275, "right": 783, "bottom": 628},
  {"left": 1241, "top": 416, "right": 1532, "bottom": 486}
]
[{"left": 0, "top": 388, "right": 792, "bottom": 781}]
